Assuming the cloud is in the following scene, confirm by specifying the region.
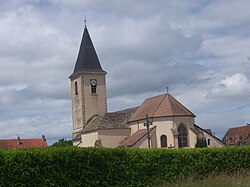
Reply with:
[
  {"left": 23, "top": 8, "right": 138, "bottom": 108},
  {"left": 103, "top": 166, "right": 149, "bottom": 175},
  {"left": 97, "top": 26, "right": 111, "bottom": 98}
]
[
  {"left": 207, "top": 73, "right": 250, "bottom": 99},
  {"left": 0, "top": 0, "right": 250, "bottom": 142},
  {"left": 0, "top": 115, "right": 71, "bottom": 141}
]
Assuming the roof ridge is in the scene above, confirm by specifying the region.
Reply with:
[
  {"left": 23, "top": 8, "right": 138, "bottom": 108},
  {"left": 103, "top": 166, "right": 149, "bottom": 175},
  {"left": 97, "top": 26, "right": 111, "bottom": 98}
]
[
  {"left": 151, "top": 94, "right": 167, "bottom": 117},
  {"left": 167, "top": 93, "right": 174, "bottom": 116},
  {"left": 168, "top": 93, "right": 195, "bottom": 117},
  {"left": 110, "top": 106, "right": 138, "bottom": 114},
  {"left": 229, "top": 125, "right": 250, "bottom": 130}
]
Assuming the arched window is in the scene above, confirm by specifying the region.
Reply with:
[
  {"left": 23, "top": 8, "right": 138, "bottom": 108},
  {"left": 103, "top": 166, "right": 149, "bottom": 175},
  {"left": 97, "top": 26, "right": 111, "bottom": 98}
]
[
  {"left": 178, "top": 124, "right": 188, "bottom": 148},
  {"left": 160, "top": 135, "right": 167, "bottom": 147},
  {"left": 91, "top": 85, "right": 97, "bottom": 94}
]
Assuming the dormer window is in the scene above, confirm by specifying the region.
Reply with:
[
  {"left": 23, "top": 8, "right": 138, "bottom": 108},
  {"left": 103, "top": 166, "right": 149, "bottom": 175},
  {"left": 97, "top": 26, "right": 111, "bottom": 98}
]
[
  {"left": 90, "top": 79, "right": 97, "bottom": 95},
  {"left": 75, "top": 81, "right": 78, "bottom": 95}
]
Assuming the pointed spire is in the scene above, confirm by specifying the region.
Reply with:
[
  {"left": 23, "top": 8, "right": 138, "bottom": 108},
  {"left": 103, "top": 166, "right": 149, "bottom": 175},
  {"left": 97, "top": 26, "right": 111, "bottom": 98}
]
[{"left": 70, "top": 25, "right": 106, "bottom": 77}]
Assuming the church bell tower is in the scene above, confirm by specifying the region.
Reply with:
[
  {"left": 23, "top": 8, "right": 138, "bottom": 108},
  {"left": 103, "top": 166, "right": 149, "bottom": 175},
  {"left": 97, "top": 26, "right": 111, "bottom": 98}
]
[{"left": 69, "top": 24, "right": 107, "bottom": 144}]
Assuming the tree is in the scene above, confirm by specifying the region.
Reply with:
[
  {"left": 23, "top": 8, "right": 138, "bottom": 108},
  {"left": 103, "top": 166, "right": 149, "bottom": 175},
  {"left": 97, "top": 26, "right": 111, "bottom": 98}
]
[
  {"left": 51, "top": 138, "right": 73, "bottom": 147},
  {"left": 195, "top": 137, "right": 207, "bottom": 148}
]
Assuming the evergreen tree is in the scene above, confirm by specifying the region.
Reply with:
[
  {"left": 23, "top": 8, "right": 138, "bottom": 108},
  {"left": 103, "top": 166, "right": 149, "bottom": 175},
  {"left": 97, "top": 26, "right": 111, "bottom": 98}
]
[{"left": 195, "top": 137, "right": 207, "bottom": 148}]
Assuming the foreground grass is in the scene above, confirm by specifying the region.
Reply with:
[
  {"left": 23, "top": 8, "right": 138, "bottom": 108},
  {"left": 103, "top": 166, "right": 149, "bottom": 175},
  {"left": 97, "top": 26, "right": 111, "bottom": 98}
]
[{"left": 158, "top": 171, "right": 250, "bottom": 187}]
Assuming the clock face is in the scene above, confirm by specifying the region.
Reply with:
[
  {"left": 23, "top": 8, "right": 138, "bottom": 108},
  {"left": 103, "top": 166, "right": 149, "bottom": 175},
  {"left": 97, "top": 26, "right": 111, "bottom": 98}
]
[{"left": 90, "top": 79, "right": 97, "bottom": 86}]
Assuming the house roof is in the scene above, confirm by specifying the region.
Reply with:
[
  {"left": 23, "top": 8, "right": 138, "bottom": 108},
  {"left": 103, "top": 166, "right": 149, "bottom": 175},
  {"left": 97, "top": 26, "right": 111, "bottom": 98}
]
[
  {"left": 222, "top": 124, "right": 250, "bottom": 145},
  {"left": 83, "top": 107, "right": 137, "bottom": 133},
  {"left": 129, "top": 93, "right": 195, "bottom": 122},
  {"left": 119, "top": 127, "right": 156, "bottom": 147},
  {"left": 0, "top": 138, "right": 48, "bottom": 149},
  {"left": 70, "top": 26, "right": 105, "bottom": 78}
]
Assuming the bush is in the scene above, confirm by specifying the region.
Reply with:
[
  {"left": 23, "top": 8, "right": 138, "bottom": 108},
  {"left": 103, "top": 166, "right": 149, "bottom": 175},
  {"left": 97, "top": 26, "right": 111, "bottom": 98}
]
[
  {"left": 0, "top": 146, "right": 249, "bottom": 186},
  {"left": 51, "top": 138, "right": 73, "bottom": 147}
]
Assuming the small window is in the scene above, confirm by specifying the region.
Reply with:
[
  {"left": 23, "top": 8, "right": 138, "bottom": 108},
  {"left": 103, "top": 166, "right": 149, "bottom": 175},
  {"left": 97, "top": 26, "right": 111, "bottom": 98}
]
[
  {"left": 207, "top": 139, "right": 210, "bottom": 145},
  {"left": 91, "top": 85, "right": 97, "bottom": 94},
  {"left": 75, "top": 82, "right": 78, "bottom": 95},
  {"left": 160, "top": 135, "right": 167, "bottom": 147}
]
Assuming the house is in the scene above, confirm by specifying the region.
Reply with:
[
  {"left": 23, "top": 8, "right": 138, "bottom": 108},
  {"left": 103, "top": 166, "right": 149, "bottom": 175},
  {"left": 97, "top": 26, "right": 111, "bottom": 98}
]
[
  {"left": 222, "top": 124, "right": 250, "bottom": 146},
  {"left": 0, "top": 135, "right": 48, "bottom": 149},
  {"left": 69, "top": 24, "right": 225, "bottom": 148}
]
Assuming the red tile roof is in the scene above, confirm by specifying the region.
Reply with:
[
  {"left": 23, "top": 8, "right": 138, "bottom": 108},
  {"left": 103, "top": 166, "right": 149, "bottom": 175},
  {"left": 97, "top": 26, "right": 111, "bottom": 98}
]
[
  {"left": 222, "top": 124, "right": 250, "bottom": 145},
  {"left": 0, "top": 138, "right": 48, "bottom": 149},
  {"left": 129, "top": 93, "right": 195, "bottom": 122}
]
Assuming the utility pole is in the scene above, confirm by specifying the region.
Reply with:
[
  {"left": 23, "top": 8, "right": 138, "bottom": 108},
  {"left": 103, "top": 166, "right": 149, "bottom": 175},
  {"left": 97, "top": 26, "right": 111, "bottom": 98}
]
[{"left": 144, "top": 114, "right": 152, "bottom": 148}]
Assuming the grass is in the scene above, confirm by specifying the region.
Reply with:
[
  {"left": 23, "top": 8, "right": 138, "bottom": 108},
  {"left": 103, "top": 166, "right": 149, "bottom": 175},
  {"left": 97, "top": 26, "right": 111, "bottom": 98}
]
[{"left": 156, "top": 171, "right": 250, "bottom": 187}]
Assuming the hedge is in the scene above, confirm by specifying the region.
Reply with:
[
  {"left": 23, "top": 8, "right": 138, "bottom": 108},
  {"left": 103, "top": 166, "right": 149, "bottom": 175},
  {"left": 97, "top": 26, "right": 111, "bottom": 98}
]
[{"left": 0, "top": 146, "right": 250, "bottom": 186}]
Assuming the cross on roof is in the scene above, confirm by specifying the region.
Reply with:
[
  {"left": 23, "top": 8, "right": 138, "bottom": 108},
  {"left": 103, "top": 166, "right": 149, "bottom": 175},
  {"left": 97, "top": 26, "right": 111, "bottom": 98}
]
[{"left": 84, "top": 16, "right": 87, "bottom": 28}]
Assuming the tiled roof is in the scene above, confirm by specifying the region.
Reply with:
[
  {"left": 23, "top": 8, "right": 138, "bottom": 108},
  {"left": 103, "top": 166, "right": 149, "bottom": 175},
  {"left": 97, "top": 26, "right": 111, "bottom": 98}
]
[
  {"left": 0, "top": 138, "right": 48, "bottom": 149},
  {"left": 222, "top": 124, "right": 250, "bottom": 145},
  {"left": 119, "top": 127, "right": 156, "bottom": 147},
  {"left": 70, "top": 27, "right": 106, "bottom": 78},
  {"left": 83, "top": 107, "right": 137, "bottom": 133},
  {"left": 129, "top": 93, "right": 195, "bottom": 122}
]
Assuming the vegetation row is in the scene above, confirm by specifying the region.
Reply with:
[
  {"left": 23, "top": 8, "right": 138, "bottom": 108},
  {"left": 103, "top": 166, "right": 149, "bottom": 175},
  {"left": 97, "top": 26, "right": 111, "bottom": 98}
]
[{"left": 0, "top": 146, "right": 249, "bottom": 186}]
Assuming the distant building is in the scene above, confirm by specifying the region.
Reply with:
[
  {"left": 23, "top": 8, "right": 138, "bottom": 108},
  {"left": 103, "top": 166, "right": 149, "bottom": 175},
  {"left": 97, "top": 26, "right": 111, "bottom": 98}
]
[
  {"left": 222, "top": 124, "right": 250, "bottom": 146},
  {"left": 69, "top": 25, "right": 224, "bottom": 148},
  {"left": 0, "top": 135, "right": 47, "bottom": 149}
]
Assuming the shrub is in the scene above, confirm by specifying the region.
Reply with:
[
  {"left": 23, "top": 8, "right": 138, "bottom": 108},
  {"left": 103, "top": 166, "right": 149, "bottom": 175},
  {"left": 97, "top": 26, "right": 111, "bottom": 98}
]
[
  {"left": 0, "top": 146, "right": 249, "bottom": 186},
  {"left": 51, "top": 138, "right": 73, "bottom": 147}
]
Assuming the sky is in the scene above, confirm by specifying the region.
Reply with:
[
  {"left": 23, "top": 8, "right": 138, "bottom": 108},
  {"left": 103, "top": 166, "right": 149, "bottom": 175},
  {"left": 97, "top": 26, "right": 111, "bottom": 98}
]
[{"left": 0, "top": 0, "right": 250, "bottom": 145}]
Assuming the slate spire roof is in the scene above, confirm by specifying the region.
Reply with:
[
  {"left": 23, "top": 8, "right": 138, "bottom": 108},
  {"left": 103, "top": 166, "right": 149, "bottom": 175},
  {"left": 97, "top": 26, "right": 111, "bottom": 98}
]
[
  {"left": 129, "top": 93, "right": 195, "bottom": 122},
  {"left": 70, "top": 26, "right": 105, "bottom": 77}
]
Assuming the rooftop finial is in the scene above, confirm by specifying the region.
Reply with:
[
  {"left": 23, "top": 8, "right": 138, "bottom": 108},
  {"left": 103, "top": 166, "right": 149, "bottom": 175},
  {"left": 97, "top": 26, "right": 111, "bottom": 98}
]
[
  {"left": 84, "top": 16, "right": 87, "bottom": 28},
  {"left": 166, "top": 86, "right": 169, "bottom": 93}
]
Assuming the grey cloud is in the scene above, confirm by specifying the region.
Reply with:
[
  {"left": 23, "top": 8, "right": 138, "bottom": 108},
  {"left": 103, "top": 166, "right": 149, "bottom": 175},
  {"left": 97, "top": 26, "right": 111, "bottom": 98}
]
[{"left": 107, "top": 60, "right": 205, "bottom": 98}]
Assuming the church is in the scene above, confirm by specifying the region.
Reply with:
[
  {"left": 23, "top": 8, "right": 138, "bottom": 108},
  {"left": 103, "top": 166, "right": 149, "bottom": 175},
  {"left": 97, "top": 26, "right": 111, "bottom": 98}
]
[{"left": 69, "top": 25, "right": 224, "bottom": 149}]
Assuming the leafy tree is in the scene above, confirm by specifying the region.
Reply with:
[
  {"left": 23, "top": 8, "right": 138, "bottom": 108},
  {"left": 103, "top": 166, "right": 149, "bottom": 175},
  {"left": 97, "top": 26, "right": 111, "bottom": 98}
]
[{"left": 51, "top": 138, "right": 73, "bottom": 147}]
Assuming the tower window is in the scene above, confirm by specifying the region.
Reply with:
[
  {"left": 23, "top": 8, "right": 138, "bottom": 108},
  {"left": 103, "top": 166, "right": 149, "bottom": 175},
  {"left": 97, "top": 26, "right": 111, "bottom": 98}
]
[
  {"left": 75, "top": 82, "right": 78, "bottom": 95},
  {"left": 91, "top": 85, "right": 97, "bottom": 94},
  {"left": 207, "top": 139, "right": 210, "bottom": 145},
  {"left": 90, "top": 79, "right": 97, "bottom": 95},
  {"left": 160, "top": 135, "right": 167, "bottom": 148}
]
